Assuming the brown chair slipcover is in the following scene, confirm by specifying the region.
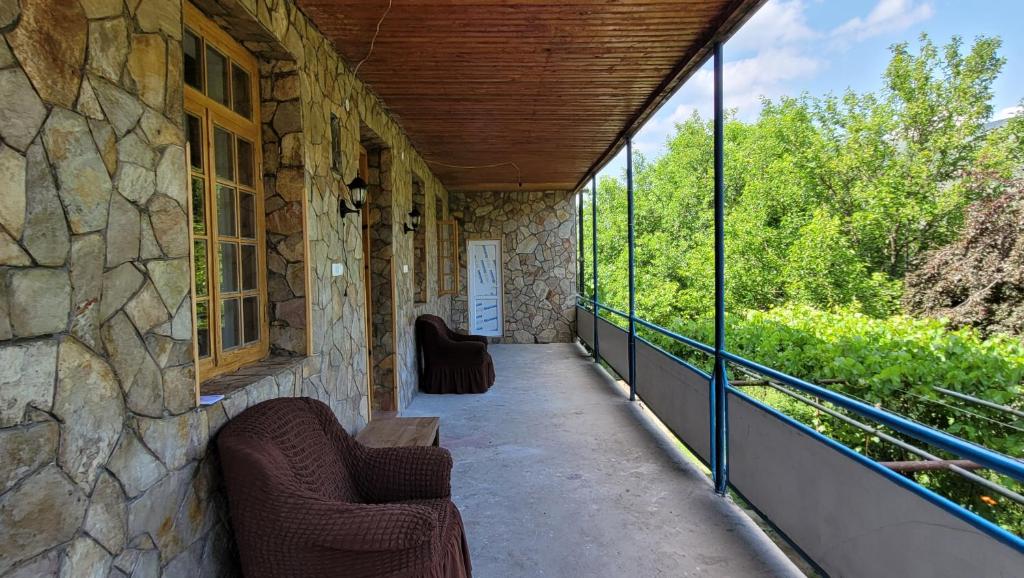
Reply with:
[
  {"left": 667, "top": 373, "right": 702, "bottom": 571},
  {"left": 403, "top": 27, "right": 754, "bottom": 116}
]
[
  {"left": 218, "top": 397, "right": 472, "bottom": 578},
  {"left": 415, "top": 315, "right": 495, "bottom": 394}
]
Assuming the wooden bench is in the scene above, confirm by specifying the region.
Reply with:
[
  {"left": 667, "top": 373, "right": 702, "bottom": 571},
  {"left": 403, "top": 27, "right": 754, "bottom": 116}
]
[{"left": 356, "top": 417, "right": 440, "bottom": 448}]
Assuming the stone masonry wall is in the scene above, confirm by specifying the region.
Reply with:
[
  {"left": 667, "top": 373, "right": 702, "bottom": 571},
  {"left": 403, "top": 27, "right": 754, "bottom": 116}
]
[
  {"left": 0, "top": 0, "right": 454, "bottom": 575},
  {"left": 450, "top": 191, "right": 577, "bottom": 344},
  {"left": 0, "top": 0, "right": 206, "bottom": 574},
  {"left": 367, "top": 146, "right": 396, "bottom": 413},
  {"left": 410, "top": 181, "right": 452, "bottom": 411},
  {"left": 261, "top": 58, "right": 308, "bottom": 356}
]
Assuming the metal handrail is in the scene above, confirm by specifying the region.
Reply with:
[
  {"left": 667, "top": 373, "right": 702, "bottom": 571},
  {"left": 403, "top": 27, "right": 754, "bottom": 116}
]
[
  {"left": 730, "top": 386, "right": 1024, "bottom": 554},
  {"left": 576, "top": 297, "right": 1024, "bottom": 483},
  {"left": 573, "top": 34, "right": 1024, "bottom": 560},
  {"left": 578, "top": 297, "right": 716, "bottom": 357},
  {"left": 576, "top": 299, "right": 1024, "bottom": 553},
  {"left": 721, "top": 350, "right": 1024, "bottom": 482},
  {"left": 633, "top": 317, "right": 716, "bottom": 357}
]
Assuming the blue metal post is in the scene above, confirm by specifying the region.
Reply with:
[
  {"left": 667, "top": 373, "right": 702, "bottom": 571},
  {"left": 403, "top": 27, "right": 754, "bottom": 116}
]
[
  {"left": 626, "top": 138, "right": 637, "bottom": 401},
  {"left": 578, "top": 189, "right": 585, "bottom": 305},
  {"left": 710, "top": 41, "right": 729, "bottom": 495},
  {"left": 591, "top": 174, "right": 600, "bottom": 362}
]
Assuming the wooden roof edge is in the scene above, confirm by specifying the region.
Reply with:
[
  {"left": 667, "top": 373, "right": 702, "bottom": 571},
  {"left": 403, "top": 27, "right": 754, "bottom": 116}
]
[{"left": 571, "top": 0, "right": 769, "bottom": 194}]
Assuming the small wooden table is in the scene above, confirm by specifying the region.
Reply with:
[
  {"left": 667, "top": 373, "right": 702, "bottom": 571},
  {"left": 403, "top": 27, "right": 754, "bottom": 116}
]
[{"left": 356, "top": 417, "right": 440, "bottom": 448}]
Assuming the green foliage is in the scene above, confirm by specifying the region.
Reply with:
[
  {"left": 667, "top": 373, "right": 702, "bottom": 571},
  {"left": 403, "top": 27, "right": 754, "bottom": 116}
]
[
  {"left": 648, "top": 305, "right": 1024, "bottom": 534},
  {"left": 585, "top": 34, "right": 1019, "bottom": 322},
  {"left": 585, "top": 35, "right": 1024, "bottom": 535}
]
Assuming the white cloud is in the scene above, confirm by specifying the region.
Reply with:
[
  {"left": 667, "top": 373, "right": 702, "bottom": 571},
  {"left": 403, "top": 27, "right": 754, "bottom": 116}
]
[
  {"left": 634, "top": 0, "right": 827, "bottom": 155},
  {"left": 832, "top": 0, "right": 934, "bottom": 43},
  {"left": 630, "top": 0, "right": 934, "bottom": 162},
  {"left": 727, "top": 0, "right": 819, "bottom": 54},
  {"left": 634, "top": 46, "right": 825, "bottom": 154},
  {"left": 995, "top": 105, "right": 1023, "bottom": 121}
]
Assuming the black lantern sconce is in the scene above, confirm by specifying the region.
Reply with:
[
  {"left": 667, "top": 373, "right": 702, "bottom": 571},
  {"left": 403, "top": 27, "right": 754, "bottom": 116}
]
[
  {"left": 403, "top": 207, "right": 422, "bottom": 234},
  {"left": 339, "top": 176, "right": 367, "bottom": 218}
]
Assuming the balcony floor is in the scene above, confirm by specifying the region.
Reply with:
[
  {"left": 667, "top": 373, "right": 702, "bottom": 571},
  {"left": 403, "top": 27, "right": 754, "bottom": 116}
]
[{"left": 403, "top": 343, "right": 803, "bottom": 577}]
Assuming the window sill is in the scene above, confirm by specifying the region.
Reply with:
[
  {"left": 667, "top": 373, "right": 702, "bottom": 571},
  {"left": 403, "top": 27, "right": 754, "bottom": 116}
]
[{"left": 199, "top": 354, "right": 307, "bottom": 420}]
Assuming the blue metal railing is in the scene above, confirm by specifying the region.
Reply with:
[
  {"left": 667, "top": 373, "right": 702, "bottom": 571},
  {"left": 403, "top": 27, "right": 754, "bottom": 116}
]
[
  {"left": 721, "top": 351, "right": 1024, "bottom": 482},
  {"left": 575, "top": 295, "right": 1024, "bottom": 554},
  {"left": 574, "top": 41, "right": 1024, "bottom": 567}
]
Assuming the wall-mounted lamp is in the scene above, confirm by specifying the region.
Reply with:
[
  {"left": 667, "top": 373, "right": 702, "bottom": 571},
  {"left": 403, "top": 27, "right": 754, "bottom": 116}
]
[
  {"left": 403, "top": 207, "right": 421, "bottom": 234},
  {"left": 339, "top": 176, "right": 367, "bottom": 218}
]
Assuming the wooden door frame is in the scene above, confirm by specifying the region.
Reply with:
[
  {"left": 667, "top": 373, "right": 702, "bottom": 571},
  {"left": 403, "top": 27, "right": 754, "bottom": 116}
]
[{"left": 359, "top": 147, "right": 374, "bottom": 419}]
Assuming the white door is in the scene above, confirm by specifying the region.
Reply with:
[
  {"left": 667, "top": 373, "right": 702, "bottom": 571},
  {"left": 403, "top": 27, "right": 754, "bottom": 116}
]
[{"left": 468, "top": 240, "right": 503, "bottom": 337}]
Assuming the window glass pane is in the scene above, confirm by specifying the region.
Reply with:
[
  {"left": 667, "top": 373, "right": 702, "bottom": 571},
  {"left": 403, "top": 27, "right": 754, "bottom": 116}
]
[
  {"left": 237, "top": 138, "right": 254, "bottom": 187},
  {"left": 221, "top": 298, "right": 240, "bottom": 350},
  {"left": 219, "top": 242, "right": 238, "bottom": 293},
  {"left": 183, "top": 28, "right": 203, "bottom": 91},
  {"left": 231, "top": 63, "right": 251, "bottom": 119},
  {"left": 243, "top": 296, "right": 260, "bottom": 344},
  {"left": 196, "top": 301, "right": 210, "bottom": 358},
  {"left": 191, "top": 176, "right": 206, "bottom": 234},
  {"left": 214, "top": 127, "right": 234, "bottom": 181},
  {"left": 206, "top": 45, "right": 229, "bottom": 105},
  {"left": 241, "top": 244, "right": 257, "bottom": 290},
  {"left": 186, "top": 114, "right": 203, "bottom": 170},
  {"left": 216, "top": 185, "right": 236, "bottom": 237},
  {"left": 239, "top": 191, "right": 255, "bottom": 239},
  {"left": 194, "top": 240, "right": 208, "bottom": 297}
]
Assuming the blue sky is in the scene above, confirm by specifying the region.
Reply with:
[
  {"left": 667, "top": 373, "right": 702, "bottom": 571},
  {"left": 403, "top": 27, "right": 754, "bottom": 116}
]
[{"left": 605, "top": 0, "right": 1024, "bottom": 174}]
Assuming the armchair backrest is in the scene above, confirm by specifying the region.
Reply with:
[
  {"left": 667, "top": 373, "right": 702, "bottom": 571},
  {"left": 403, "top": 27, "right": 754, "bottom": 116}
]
[
  {"left": 415, "top": 314, "right": 450, "bottom": 372},
  {"left": 218, "top": 397, "right": 363, "bottom": 505},
  {"left": 416, "top": 314, "right": 453, "bottom": 345}
]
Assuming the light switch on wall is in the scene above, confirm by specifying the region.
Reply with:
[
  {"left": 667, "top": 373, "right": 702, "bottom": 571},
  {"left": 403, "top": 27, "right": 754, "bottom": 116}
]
[
  {"left": 332, "top": 262, "right": 344, "bottom": 277},
  {"left": 402, "top": 264, "right": 409, "bottom": 273}
]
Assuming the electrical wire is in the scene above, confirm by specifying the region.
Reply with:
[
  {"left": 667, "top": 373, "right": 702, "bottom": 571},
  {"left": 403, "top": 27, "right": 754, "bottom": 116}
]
[
  {"left": 425, "top": 159, "right": 524, "bottom": 189},
  {"left": 350, "top": 2, "right": 524, "bottom": 189},
  {"left": 933, "top": 386, "right": 1024, "bottom": 421},
  {"left": 354, "top": 0, "right": 392, "bottom": 76},
  {"left": 890, "top": 387, "right": 1024, "bottom": 435}
]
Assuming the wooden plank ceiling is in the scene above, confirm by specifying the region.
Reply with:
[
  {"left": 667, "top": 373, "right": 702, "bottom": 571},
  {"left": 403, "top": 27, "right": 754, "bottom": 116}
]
[{"left": 296, "top": 0, "right": 764, "bottom": 192}]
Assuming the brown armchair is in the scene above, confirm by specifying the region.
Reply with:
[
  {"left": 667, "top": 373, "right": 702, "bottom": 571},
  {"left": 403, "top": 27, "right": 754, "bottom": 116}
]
[
  {"left": 218, "top": 397, "right": 472, "bottom": 578},
  {"left": 415, "top": 315, "right": 495, "bottom": 394}
]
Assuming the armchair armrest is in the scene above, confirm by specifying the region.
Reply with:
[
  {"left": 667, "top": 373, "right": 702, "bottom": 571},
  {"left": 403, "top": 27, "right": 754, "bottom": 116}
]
[
  {"left": 276, "top": 493, "right": 438, "bottom": 551},
  {"left": 354, "top": 445, "right": 453, "bottom": 502},
  {"left": 448, "top": 331, "right": 489, "bottom": 348},
  {"left": 437, "top": 338, "right": 488, "bottom": 363}
]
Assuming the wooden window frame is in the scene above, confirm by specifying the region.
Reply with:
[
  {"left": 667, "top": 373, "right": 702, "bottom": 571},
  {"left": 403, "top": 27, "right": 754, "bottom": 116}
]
[
  {"left": 437, "top": 218, "right": 460, "bottom": 296},
  {"left": 185, "top": 3, "right": 269, "bottom": 381}
]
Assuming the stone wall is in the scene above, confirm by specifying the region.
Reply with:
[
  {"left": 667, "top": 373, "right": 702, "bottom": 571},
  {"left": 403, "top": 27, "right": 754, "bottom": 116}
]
[
  {"left": 410, "top": 180, "right": 452, "bottom": 410},
  {"left": 366, "top": 146, "right": 396, "bottom": 413},
  {"left": 0, "top": 0, "right": 455, "bottom": 575},
  {"left": 412, "top": 177, "right": 427, "bottom": 304},
  {"left": 261, "top": 59, "right": 308, "bottom": 356},
  {"left": 450, "top": 191, "right": 577, "bottom": 344}
]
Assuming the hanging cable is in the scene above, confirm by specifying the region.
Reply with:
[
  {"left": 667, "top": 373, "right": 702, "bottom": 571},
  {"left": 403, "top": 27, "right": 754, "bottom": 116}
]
[
  {"left": 425, "top": 160, "right": 523, "bottom": 189},
  {"left": 354, "top": 0, "right": 393, "bottom": 76},
  {"left": 890, "top": 387, "right": 1024, "bottom": 435}
]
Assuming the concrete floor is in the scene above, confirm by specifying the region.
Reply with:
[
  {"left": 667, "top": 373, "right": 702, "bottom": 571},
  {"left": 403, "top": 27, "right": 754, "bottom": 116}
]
[{"left": 403, "top": 343, "right": 804, "bottom": 578}]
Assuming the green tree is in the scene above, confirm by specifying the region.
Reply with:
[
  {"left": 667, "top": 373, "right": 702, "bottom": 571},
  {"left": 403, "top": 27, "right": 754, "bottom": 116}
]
[{"left": 590, "top": 34, "right": 1016, "bottom": 321}]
